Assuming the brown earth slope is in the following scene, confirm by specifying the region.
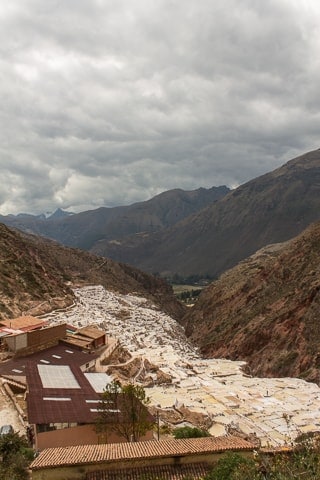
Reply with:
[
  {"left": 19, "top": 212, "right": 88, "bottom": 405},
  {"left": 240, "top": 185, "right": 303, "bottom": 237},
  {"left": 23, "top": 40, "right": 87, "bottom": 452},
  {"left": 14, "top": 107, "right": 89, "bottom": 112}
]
[
  {"left": 183, "top": 222, "right": 320, "bottom": 382},
  {"left": 0, "top": 223, "right": 185, "bottom": 320}
]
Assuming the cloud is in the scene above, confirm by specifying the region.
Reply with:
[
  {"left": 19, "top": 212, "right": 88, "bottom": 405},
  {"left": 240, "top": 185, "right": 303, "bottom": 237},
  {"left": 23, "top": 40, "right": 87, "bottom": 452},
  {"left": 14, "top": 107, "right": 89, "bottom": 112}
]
[{"left": 0, "top": 0, "right": 319, "bottom": 214}]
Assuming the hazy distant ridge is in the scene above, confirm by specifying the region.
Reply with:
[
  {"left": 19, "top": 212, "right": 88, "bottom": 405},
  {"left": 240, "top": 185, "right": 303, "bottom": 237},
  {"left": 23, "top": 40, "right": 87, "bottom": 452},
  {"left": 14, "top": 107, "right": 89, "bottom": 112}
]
[
  {"left": 2, "top": 148, "right": 320, "bottom": 280},
  {"left": 0, "top": 186, "right": 229, "bottom": 252},
  {"left": 94, "top": 148, "right": 320, "bottom": 279}
]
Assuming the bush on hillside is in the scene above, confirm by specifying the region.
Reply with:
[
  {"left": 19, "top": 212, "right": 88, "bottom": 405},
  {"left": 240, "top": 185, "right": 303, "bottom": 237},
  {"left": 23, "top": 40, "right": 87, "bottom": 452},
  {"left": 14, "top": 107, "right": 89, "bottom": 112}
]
[{"left": 173, "top": 426, "right": 211, "bottom": 439}]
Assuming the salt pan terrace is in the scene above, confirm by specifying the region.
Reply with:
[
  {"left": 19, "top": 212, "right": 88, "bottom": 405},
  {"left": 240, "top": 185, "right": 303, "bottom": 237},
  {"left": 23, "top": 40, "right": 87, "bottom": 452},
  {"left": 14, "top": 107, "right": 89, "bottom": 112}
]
[{"left": 43, "top": 285, "right": 320, "bottom": 447}]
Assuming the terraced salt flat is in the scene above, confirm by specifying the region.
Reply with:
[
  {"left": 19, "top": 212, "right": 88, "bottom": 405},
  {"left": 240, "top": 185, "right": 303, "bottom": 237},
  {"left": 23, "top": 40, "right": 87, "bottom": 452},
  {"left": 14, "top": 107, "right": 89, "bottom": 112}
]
[{"left": 44, "top": 285, "right": 320, "bottom": 447}]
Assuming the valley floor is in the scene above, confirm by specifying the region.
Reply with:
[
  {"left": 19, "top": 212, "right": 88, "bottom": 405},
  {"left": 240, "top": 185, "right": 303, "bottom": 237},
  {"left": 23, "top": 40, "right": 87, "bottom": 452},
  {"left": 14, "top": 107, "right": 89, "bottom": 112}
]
[{"left": 42, "top": 285, "right": 320, "bottom": 447}]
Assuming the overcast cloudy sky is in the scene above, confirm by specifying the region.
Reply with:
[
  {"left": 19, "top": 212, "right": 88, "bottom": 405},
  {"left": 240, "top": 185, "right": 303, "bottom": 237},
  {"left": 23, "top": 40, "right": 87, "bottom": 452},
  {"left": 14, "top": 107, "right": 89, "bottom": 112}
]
[{"left": 1, "top": 0, "right": 319, "bottom": 214}]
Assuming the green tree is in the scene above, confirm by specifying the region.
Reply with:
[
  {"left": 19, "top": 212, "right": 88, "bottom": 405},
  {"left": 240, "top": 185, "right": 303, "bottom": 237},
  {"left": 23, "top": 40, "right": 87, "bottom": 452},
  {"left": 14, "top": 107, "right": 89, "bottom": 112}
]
[
  {"left": 203, "top": 436, "right": 320, "bottom": 480},
  {"left": 173, "top": 426, "right": 211, "bottom": 439},
  {"left": 96, "top": 380, "right": 154, "bottom": 442},
  {"left": 0, "top": 432, "right": 34, "bottom": 480},
  {"left": 264, "top": 434, "right": 320, "bottom": 479},
  {"left": 204, "top": 452, "right": 261, "bottom": 480}
]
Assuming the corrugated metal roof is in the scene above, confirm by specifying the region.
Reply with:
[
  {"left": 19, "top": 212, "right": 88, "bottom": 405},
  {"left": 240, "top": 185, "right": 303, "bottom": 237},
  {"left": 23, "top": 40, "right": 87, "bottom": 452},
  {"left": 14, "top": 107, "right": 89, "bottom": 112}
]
[
  {"left": 26, "top": 362, "right": 102, "bottom": 424},
  {"left": 0, "top": 343, "right": 98, "bottom": 378},
  {"left": 63, "top": 334, "right": 93, "bottom": 348},
  {"left": 26, "top": 362, "right": 153, "bottom": 426},
  {"left": 77, "top": 326, "right": 106, "bottom": 340}
]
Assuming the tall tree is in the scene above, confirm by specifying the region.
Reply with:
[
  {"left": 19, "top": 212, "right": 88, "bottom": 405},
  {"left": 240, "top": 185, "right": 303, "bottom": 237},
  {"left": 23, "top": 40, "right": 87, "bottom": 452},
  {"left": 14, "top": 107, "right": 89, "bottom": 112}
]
[
  {"left": 95, "top": 380, "right": 154, "bottom": 442},
  {"left": 0, "top": 432, "right": 34, "bottom": 480}
]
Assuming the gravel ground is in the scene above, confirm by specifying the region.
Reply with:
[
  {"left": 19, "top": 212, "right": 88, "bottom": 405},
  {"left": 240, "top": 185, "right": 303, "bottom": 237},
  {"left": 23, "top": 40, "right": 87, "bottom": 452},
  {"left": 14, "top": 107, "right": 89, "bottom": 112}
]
[{"left": 0, "top": 383, "right": 25, "bottom": 435}]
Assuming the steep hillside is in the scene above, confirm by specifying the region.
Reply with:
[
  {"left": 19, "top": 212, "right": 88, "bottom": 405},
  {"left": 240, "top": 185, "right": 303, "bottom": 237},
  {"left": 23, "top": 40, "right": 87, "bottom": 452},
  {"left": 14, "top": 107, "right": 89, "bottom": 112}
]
[
  {"left": 94, "top": 148, "right": 320, "bottom": 279},
  {"left": 0, "top": 186, "right": 229, "bottom": 250},
  {"left": 0, "top": 223, "right": 185, "bottom": 320},
  {"left": 183, "top": 222, "right": 320, "bottom": 382}
]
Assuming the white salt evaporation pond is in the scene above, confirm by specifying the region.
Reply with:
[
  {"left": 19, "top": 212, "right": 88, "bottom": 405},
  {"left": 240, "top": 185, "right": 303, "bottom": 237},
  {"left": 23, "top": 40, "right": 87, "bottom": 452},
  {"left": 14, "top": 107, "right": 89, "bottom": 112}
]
[{"left": 43, "top": 285, "right": 320, "bottom": 447}]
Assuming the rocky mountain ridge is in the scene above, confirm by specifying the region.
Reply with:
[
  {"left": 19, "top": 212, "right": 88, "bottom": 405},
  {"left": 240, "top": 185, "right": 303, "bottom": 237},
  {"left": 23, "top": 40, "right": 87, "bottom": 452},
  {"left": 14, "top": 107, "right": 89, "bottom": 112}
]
[
  {"left": 182, "top": 221, "right": 320, "bottom": 382},
  {"left": 0, "top": 223, "right": 185, "bottom": 320},
  {"left": 2, "top": 149, "right": 320, "bottom": 282}
]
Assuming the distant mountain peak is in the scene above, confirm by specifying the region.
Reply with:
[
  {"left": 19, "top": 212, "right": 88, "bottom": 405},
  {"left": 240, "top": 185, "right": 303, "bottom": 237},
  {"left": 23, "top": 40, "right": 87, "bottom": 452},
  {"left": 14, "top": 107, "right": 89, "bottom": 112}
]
[
  {"left": 0, "top": 186, "right": 228, "bottom": 253},
  {"left": 47, "top": 208, "right": 74, "bottom": 220}
]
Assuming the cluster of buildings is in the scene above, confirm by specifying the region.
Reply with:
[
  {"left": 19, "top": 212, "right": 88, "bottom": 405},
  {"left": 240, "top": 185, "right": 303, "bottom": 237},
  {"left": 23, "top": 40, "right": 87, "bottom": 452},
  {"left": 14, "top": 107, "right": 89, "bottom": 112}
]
[
  {"left": 0, "top": 313, "right": 258, "bottom": 479},
  {"left": 0, "top": 315, "right": 121, "bottom": 450}
]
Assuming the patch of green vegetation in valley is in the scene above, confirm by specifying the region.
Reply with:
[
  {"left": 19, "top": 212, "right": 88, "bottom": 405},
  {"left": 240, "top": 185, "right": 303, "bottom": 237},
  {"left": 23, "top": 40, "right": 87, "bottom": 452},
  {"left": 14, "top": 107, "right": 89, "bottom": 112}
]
[{"left": 172, "top": 284, "right": 203, "bottom": 304}]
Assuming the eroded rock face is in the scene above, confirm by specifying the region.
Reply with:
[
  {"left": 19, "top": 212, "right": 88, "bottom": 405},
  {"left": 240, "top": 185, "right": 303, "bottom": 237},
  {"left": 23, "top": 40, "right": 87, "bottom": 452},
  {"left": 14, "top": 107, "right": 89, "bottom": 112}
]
[
  {"left": 106, "top": 355, "right": 173, "bottom": 386},
  {"left": 183, "top": 222, "right": 320, "bottom": 382},
  {"left": 0, "top": 224, "right": 74, "bottom": 319}
]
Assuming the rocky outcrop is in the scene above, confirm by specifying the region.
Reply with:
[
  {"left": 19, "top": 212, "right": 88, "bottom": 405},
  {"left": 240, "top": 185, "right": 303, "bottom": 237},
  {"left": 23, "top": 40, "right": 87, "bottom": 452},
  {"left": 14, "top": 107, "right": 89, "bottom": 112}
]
[
  {"left": 183, "top": 222, "right": 320, "bottom": 382},
  {"left": 0, "top": 223, "right": 185, "bottom": 321},
  {"left": 0, "top": 224, "right": 74, "bottom": 318}
]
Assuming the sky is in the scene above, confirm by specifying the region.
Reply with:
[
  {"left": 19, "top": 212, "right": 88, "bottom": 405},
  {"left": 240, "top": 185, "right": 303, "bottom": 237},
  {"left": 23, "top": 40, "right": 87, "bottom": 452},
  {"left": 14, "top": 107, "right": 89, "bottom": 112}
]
[{"left": 1, "top": 0, "right": 320, "bottom": 215}]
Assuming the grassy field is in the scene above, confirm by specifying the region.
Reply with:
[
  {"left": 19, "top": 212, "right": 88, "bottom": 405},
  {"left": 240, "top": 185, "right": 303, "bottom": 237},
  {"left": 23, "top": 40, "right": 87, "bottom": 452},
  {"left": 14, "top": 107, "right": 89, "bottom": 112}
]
[
  {"left": 172, "top": 284, "right": 204, "bottom": 304},
  {"left": 172, "top": 284, "right": 203, "bottom": 294}
]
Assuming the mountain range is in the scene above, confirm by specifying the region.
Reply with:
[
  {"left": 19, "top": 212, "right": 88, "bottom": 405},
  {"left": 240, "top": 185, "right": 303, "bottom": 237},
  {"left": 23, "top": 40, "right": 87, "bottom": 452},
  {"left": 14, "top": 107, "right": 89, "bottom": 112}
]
[
  {"left": 0, "top": 186, "right": 229, "bottom": 253},
  {"left": 92, "top": 148, "right": 320, "bottom": 279},
  {"left": 1, "top": 146, "right": 320, "bottom": 382},
  {"left": 1, "top": 149, "right": 320, "bottom": 281}
]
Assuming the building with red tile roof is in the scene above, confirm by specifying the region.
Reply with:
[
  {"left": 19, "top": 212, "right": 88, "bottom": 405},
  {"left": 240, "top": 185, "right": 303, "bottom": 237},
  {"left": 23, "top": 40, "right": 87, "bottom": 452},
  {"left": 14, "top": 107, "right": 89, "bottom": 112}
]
[{"left": 30, "top": 436, "right": 255, "bottom": 480}]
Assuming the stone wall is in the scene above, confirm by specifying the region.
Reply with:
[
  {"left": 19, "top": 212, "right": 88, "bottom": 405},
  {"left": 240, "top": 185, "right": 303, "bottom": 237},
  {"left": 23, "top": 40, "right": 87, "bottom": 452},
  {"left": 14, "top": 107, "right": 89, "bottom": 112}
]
[{"left": 31, "top": 450, "right": 253, "bottom": 480}]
